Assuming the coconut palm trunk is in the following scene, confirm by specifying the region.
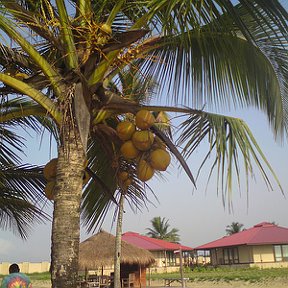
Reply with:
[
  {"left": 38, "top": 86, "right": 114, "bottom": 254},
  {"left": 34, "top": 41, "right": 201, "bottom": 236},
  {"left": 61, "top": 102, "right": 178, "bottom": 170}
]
[{"left": 51, "top": 127, "right": 86, "bottom": 288}]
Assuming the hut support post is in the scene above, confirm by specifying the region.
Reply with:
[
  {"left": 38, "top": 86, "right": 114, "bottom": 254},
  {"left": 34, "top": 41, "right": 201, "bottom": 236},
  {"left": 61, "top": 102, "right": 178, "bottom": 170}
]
[
  {"left": 148, "top": 268, "right": 151, "bottom": 287},
  {"left": 139, "top": 265, "right": 141, "bottom": 288},
  {"left": 179, "top": 248, "right": 184, "bottom": 288}
]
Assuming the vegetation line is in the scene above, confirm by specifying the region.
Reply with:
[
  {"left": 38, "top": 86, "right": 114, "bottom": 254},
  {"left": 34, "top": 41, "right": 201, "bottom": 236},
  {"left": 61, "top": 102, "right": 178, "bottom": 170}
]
[
  {"left": 1, "top": 267, "right": 288, "bottom": 283},
  {"left": 148, "top": 267, "right": 288, "bottom": 283}
]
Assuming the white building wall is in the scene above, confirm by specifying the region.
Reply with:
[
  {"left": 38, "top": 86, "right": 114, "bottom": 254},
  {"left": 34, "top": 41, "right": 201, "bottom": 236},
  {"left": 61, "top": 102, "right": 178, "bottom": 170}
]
[{"left": 0, "top": 262, "right": 50, "bottom": 275}]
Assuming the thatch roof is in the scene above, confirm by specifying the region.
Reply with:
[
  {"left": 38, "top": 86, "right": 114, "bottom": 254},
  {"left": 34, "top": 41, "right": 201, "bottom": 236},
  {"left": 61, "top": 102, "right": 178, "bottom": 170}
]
[{"left": 79, "top": 230, "right": 155, "bottom": 270}]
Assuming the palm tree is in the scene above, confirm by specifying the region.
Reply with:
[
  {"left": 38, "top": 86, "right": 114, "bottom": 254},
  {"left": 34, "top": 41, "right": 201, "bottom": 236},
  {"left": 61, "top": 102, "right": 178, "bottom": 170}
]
[
  {"left": 0, "top": 108, "right": 49, "bottom": 238},
  {"left": 0, "top": 1, "right": 287, "bottom": 287},
  {"left": 146, "top": 217, "right": 180, "bottom": 243},
  {"left": 225, "top": 222, "right": 244, "bottom": 235}
]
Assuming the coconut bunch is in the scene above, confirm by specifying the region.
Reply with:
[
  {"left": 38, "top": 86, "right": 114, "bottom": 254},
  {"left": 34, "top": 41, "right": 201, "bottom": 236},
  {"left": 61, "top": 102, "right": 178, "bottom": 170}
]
[
  {"left": 117, "top": 169, "right": 133, "bottom": 191},
  {"left": 117, "top": 110, "right": 171, "bottom": 185},
  {"left": 43, "top": 158, "right": 90, "bottom": 200}
]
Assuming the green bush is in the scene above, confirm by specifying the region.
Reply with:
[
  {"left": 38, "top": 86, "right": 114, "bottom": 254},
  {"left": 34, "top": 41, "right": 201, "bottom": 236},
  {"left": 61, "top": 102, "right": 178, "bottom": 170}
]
[
  {"left": 148, "top": 267, "right": 288, "bottom": 283},
  {"left": 28, "top": 272, "right": 51, "bottom": 281}
]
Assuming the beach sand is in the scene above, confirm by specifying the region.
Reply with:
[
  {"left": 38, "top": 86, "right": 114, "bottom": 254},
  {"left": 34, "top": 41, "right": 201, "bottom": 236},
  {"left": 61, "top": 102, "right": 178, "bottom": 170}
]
[{"left": 32, "top": 278, "right": 288, "bottom": 288}]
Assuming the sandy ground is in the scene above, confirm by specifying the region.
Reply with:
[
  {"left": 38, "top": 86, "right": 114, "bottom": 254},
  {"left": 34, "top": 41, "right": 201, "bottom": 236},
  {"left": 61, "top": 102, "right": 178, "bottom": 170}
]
[{"left": 32, "top": 278, "right": 288, "bottom": 288}]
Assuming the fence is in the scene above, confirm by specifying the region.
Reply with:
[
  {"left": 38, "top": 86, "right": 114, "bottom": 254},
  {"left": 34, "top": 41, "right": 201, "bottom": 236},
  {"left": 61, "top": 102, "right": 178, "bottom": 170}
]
[{"left": 0, "top": 262, "right": 50, "bottom": 275}]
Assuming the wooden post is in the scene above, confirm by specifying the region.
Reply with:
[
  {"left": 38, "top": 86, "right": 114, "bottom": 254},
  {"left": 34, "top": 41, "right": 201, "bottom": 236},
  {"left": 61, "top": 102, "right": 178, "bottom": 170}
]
[
  {"left": 179, "top": 247, "right": 184, "bottom": 288},
  {"left": 139, "top": 265, "right": 142, "bottom": 288},
  {"left": 148, "top": 267, "right": 151, "bottom": 287}
]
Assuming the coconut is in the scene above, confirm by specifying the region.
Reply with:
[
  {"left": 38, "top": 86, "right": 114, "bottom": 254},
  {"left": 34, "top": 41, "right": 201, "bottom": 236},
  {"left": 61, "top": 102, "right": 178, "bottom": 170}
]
[
  {"left": 149, "top": 149, "right": 171, "bottom": 171},
  {"left": 118, "top": 171, "right": 129, "bottom": 181},
  {"left": 120, "top": 140, "right": 140, "bottom": 159},
  {"left": 44, "top": 181, "right": 55, "bottom": 200},
  {"left": 137, "top": 159, "right": 154, "bottom": 182},
  {"left": 122, "top": 178, "right": 132, "bottom": 190},
  {"left": 153, "top": 136, "right": 167, "bottom": 150},
  {"left": 118, "top": 171, "right": 132, "bottom": 190},
  {"left": 116, "top": 121, "right": 136, "bottom": 141},
  {"left": 135, "top": 110, "right": 155, "bottom": 130},
  {"left": 132, "top": 130, "right": 154, "bottom": 151},
  {"left": 43, "top": 158, "right": 58, "bottom": 180}
]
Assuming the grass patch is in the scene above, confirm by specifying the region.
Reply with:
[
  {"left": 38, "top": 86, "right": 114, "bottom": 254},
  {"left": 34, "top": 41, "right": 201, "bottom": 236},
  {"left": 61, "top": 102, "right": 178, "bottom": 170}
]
[
  {"left": 28, "top": 272, "right": 51, "bottom": 281},
  {"left": 0, "top": 272, "right": 51, "bottom": 282},
  {"left": 148, "top": 267, "right": 288, "bottom": 283}
]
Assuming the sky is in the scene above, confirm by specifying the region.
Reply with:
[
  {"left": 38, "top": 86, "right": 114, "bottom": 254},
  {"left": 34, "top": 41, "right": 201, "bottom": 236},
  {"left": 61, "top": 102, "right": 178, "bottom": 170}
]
[{"left": 0, "top": 106, "right": 287, "bottom": 263}]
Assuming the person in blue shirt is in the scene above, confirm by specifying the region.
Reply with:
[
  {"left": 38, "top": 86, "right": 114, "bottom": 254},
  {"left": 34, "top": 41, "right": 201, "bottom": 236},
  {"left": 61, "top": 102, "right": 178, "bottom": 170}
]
[{"left": 1, "top": 263, "right": 32, "bottom": 288}]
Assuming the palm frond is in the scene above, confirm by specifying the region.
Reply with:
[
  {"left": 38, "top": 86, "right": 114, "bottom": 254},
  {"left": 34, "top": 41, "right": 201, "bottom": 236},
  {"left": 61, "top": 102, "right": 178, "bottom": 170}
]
[
  {"left": 132, "top": 0, "right": 288, "bottom": 41},
  {"left": 81, "top": 129, "right": 119, "bottom": 232},
  {"left": 139, "top": 28, "right": 287, "bottom": 133},
  {"left": 120, "top": 159, "right": 157, "bottom": 211},
  {"left": 0, "top": 43, "right": 37, "bottom": 70},
  {"left": 153, "top": 111, "right": 173, "bottom": 138},
  {"left": 0, "top": 98, "right": 34, "bottom": 165},
  {"left": 112, "top": 65, "right": 158, "bottom": 104},
  {"left": 0, "top": 197, "right": 48, "bottom": 239},
  {"left": 0, "top": 73, "right": 62, "bottom": 123},
  {"left": 81, "top": 118, "right": 158, "bottom": 232},
  {"left": 0, "top": 12, "right": 63, "bottom": 98},
  {"left": 1, "top": 164, "right": 47, "bottom": 202},
  {"left": 151, "top": 125, "right": 196, "bottom": 186},
  {"left": 56, "top": 0, "right": 78, "bottom": 69},
  {"left": 0, "top": 163, "right": 50, "bottom": 239},
  {"left": 0, "top": 125, "right": 24, "bottom": 165},
  {"left": 3, "top": 2, "right": 61, "bottom": 49},
  {"left": 0, "top": 96, "right": 59, "bottom": 140},
  {"left": 177, "top": 111, "right": 283, "bottom": 205},
  {"left": 146, "top": 216, "right": 180, "bottom": 242},
  {"left": 129, "top": 1, "right": 288, "bottom": 137}
]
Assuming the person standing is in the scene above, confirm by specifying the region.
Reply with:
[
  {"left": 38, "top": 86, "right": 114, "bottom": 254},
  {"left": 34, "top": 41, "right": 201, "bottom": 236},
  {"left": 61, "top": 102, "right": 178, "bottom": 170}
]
[{"left": 1, "top": 263, "right": 32, "bottom": 288}]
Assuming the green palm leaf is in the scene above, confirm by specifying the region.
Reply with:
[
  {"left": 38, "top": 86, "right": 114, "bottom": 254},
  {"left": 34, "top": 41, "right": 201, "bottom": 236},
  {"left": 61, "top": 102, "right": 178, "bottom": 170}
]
[
  {"left": 0, "top": 99, "right": 52, "bottom": 238},
  {"left": 177, "top": 111, "right": 283, "bottom": 205},
  {"left": 81, "top": 128, "right": 119, "bottom": 231},
  {"left": 0, "top": 197, "right": 47, "bottom": 239},
  {"left": 0, "top": 96, "right": 59, "bottom": 139},
  {"left": 146, "top": 216, "right": 180, "bottom": 242},
  {"left": 139, "top": 29, "right": 287, "bottom": 133},
  {"left": 81, "top": 118, "right": 158, "bottom": 233},
  {"left": 0, "top": 164, "right": 50, "bottom": 239}
]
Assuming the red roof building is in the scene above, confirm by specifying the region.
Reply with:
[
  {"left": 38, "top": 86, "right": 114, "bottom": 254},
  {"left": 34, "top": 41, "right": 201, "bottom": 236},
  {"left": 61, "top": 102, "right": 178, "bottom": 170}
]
[
  {"left": 122, "top": 232, "right": 193, "bottom": 272},
  {"left": 122, "top": 232, "right": 193, "bottom": 251},
  {"left": 195, "top": 222, "right": 288, "bottom": 268}
]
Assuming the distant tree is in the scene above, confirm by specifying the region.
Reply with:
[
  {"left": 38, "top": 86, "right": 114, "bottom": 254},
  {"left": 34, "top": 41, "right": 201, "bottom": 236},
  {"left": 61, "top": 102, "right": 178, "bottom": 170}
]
[
  {"left": 146, "top": 216, "right": 180, "bottom": 243},
  {"left": 225, "top": 222, "right": 244, "bottom": 235}
]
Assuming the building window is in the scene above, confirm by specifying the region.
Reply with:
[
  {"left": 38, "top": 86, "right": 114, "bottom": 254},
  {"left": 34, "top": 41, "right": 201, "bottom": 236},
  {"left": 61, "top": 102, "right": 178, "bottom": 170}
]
[
  {"left": 223, "top": 247, "right": 239, "bottom": 264},
  {"left": 274, "top": 245, "right": 288, "bottom": 262}
]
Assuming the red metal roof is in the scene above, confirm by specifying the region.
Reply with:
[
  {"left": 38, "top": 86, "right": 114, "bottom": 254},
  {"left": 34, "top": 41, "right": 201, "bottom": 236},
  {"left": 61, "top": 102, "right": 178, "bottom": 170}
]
[
  {"left": 122, "top": 232, "right": 193, "bottom": 251},
  {"left": 195, "top": 222, "right": 288, "bottom": 250}
]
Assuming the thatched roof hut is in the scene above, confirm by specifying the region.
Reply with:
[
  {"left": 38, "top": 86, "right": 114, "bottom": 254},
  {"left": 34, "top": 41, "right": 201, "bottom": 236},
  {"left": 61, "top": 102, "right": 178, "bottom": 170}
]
[{"left": 79, "top": 230, "right": 155, "bottom": 270}]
